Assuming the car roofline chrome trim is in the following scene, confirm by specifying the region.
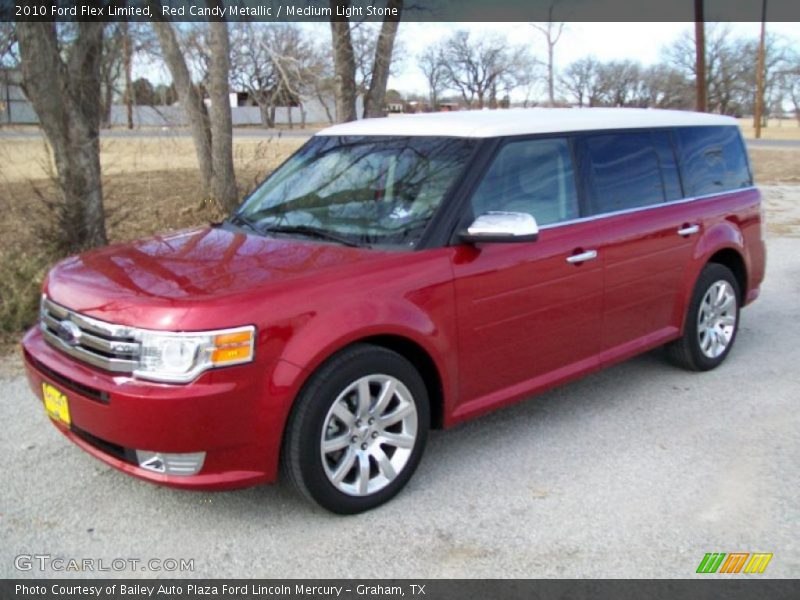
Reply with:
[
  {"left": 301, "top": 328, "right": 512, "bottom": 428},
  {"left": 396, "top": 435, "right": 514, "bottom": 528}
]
[{"left": 536, "top": 186, "right": 757, "bottom": 232}]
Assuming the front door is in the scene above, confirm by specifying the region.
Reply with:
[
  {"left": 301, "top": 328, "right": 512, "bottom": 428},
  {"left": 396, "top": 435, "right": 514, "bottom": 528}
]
[{"left": 451, "top": 137, "right": 604, "bottom": 418}]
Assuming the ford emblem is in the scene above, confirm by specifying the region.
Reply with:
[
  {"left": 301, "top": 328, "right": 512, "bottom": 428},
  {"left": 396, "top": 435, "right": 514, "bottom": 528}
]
[{"left": 57, "top": 320, "right": 82, "bottom": 346}]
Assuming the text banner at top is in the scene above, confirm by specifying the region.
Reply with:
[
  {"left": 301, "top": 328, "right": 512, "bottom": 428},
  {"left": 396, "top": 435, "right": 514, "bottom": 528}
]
[{"left": 3, "top": 0, "right": 800, "bottom": 23}]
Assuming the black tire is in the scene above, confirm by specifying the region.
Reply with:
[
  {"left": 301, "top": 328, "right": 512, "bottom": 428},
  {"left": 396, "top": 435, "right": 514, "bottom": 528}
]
[
  {"left": 666, "top": 263, "right": 741, "bottom": 371},
  {"left": 282, "top": 344, "right": 430, "bottom": 514}
]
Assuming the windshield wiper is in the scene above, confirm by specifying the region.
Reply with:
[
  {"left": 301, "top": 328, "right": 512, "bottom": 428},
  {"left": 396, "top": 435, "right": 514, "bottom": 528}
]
[
  {"left": 260, "top": 224, "right": 366, "bottom": 248},
  {"left": 228, "top": 213, "right": 261, "bottom": 234}
]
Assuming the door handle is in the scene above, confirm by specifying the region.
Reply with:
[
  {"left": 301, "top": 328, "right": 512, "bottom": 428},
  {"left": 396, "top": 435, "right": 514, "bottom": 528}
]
[
  {"left": 566, "top": 250, "right": 598, "bottom": 264},
  {"left": 677, "top": 224, "right": 700, "bottom": 236}
]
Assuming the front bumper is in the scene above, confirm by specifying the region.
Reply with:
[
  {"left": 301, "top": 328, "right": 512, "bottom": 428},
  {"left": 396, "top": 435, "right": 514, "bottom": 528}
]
[{"left": 22, "top": 327, "right": 301, "bottom": 490}]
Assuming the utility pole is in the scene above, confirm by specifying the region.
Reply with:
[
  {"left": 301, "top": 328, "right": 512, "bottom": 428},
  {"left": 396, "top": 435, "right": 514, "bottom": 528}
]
[
  {"left": 754, "top": 0, "right": 768, "bottom": 139},
  {"left": 694, "top": 0, "right": 707, "bottom": 112}
]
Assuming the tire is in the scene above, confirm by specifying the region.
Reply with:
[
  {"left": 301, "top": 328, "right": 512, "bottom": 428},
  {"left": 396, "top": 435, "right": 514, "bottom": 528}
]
[
  {"left": 666, "top": 263, "right": 741, "bottom": 371},
  {"left": 282, "top": 344, "right": 430, "bottom": 514}
]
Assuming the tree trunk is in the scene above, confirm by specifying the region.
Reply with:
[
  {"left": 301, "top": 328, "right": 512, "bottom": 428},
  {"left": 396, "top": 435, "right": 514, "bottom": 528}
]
[
  {"left": 316, "top": 90, "right": 335, "bottom": 124},
  {"left": 363, "top": 0, "right": 403, "bottom": 118},
  {"left": 17, "top": 21, "right": 108, "bottom": 252},
  {"left": 547, "top": 44, "right": 555, "bottom": 105},
  {"left": 329, "top": 1, "right": 358, "bottom": 123},
  {"left": 259, "top": 103, "right": 274, "bottom": 128},
  {"left": 100, "top": 78, "right": 113, "bottom": 128},
  {"left": 122, "top": 21, "right": 134, "bottom": 129},
  {"left": 207, "top": 20, "right": 238, "bottom": 213},
  {"left": 152, "top": 21, "right": 213, "bottom": 195}
]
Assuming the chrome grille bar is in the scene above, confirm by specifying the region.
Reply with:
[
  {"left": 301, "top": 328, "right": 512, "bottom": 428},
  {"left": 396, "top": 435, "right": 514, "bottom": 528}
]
[{"left": 40, "top": 297, "right": 141, "bottom": 373}]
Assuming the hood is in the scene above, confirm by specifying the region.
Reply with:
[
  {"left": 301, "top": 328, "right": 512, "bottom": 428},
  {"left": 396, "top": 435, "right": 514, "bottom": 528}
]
[{"left": 44, "top": 226, "right": 390, "bottom": 329}]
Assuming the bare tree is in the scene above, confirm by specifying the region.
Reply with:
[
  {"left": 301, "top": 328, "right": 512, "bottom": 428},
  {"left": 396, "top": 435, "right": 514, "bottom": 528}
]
[
  {"left": 207, "top": 20, "right": 237, "bottom": 212},
  {"left": 640, "top": 64, "right": 693, "bottom": 108},
  {"left": 594, "top": 60, "right": 643, "bottom": 107},
  {"left": 153, "top": 17, "right": 237, "bottom": 209},
  {"left": 363, "top": 0, "right": 403, "bottom": 117},
  {"left": 97, "top": 25, "right": 124, "bottom": 129},
  {"left": 785, "top": 57, "right": 800, "bottom": 124},
  {"left": 442, "top": 30, "right": 535, "bottom": 109},
  {"left": 741, "top": 33, "right": 792, "bottom": 125},
  {"left": 122, "top": 21, "right": 134, "bottom": 129},
  {"left": 329, "top": 1, "right": 358, "bottom": 122},
  {"left": 231, "top": 24, "right": 328, "bottom": 128},
  {"left": 230, "top": 23, "right": 283, "bottom": 127},
  {"left": 664, "top": 25, "right": 748, "bottom": 115},
  {"left": 559, "top": 56, "right": 598, "bottom": 107},
  {"left": 531, "top": 4, "right": 564, "bottom": 106},
  {"left": 152, "top": 21, "right": 213, "bottom": 195},
  {"left": 418, "top": 44, "right": 447, "bottom": 109},
  {"left": 328, "top": 0, "right": 404, "bottom": 121},
  {"left": 16, "top": 22, "right": 108, "bottom": 251}
]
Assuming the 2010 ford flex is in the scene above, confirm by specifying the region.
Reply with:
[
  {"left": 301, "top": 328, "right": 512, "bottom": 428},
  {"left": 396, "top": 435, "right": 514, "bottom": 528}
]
[{"left": 22, "top": 108, "right": 766, "bottom": 513}]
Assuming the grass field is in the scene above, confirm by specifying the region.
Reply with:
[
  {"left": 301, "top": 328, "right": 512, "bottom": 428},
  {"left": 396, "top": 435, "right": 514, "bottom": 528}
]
[
  {"left": 0, "top": 129, "right": 798, "bottom": 348},
  {"left": 737, "top": 117, "right": 800, "bottom": 140}
]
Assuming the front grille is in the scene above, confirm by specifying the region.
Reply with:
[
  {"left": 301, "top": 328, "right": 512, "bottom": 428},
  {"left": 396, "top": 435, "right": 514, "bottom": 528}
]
[{"left": 40, "top": 297, "right": 141, "bottom": 374}]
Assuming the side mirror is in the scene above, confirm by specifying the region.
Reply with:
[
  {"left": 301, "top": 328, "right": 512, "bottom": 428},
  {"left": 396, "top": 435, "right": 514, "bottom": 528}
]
[{"left": 459, "top": 211, "right": 539, "bottom": 244}]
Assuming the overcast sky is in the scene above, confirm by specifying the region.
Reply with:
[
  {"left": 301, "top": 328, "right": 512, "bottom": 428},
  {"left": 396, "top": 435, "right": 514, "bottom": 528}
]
[{"left": 383, "top": 21, "right": 800, "bottom": 99}]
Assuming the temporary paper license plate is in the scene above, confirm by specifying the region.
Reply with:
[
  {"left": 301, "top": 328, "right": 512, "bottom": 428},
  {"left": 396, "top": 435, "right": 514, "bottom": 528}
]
[{"left": 42, "top": 382, "right": 71, "bottom": 426}]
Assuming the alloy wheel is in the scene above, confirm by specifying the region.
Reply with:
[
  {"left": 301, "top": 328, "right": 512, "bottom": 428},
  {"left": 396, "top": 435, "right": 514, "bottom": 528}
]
[
  {"left": 696, "top": 279, "right": 737, "bottom": 359},
  {"left": 320, "top": 374, "right": 418, "bottom": 497}
]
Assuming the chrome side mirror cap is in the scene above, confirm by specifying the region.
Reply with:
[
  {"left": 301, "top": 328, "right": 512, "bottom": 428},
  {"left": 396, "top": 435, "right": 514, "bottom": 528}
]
[{"left": 459, "top": 211, "right": 539, "bottom": 244}]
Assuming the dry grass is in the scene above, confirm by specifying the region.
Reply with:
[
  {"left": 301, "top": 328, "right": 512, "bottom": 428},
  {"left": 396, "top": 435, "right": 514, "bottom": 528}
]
[
  {"left": 737, "top": 117, "right": 800, "bottom": 141},
  {"left": 0, "top": 134, "right": 304, "bottom": 350},
  {"left": 749, "top": 148, "right": 800, "bottom": 185}
]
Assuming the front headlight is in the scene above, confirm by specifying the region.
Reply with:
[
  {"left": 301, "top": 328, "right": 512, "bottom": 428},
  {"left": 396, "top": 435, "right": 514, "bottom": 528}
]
[{"left": 134, "top": 326, "right": 255, "bottom": 383}]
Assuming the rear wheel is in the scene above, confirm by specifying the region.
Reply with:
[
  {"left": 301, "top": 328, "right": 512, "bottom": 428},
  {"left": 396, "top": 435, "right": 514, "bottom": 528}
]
[
  {"left": 666, "top": 263, "right": 741, "bottom": 371},
  {"left": 282, "top": 344, "right": 429, "bottom": 514}
]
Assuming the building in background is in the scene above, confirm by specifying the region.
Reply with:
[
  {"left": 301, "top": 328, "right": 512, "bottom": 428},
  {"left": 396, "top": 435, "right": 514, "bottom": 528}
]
[{"left": 0, "top": 68, "right": 38, "bottom": 125}]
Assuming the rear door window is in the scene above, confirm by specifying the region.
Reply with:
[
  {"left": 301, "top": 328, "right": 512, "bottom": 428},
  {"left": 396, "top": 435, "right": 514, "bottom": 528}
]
[
  {"left": 584, "top": 132, "right": 666, "bottom": 215},
  {"left": 675, "top": 126, "right": 752, "bottom": 196}
]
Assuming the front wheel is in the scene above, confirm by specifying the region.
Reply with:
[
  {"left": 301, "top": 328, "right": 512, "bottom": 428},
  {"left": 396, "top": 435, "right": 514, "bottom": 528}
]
[
  {"left": 666, "top": 263, "right": 741, "bottom": 371},
  {"left": 282, "top": 344, "right": 429, "bottom": 514}
]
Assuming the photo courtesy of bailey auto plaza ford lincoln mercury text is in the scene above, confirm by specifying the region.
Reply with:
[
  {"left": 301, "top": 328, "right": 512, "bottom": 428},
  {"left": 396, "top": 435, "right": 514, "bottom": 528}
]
[{"left": 0, "top": 0, "right": 799, "bottom": 597}]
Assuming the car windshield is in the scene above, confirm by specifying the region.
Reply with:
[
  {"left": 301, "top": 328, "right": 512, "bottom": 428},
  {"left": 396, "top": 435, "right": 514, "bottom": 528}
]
[{"left": 233, "top": 135, "right": 476, "bottom": 249}]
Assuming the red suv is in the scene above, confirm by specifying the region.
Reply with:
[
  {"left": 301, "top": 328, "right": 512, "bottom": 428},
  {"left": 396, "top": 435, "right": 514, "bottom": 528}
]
[{"left": 22, "top": 108, "right": 766, "bottom": 513}]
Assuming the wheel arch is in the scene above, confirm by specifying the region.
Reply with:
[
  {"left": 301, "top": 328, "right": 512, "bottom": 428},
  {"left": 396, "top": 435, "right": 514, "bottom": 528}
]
[
  {"left": 356, "top": 334, "right": 446, "bottom": 430},
  {"left": 281, "top": 331, "right": 448, "bottom": 444},
  {"left": 706, "top": 247, "right": 748, "bottom": 304}
]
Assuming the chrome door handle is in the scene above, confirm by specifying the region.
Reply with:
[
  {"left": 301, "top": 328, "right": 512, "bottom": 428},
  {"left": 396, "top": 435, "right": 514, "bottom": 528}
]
[
  {"left": 677, "top": 224, "right": 700, "bottom": 236},
  {"left": 566, "top": 250, "right": 598, "bottom": 264}
]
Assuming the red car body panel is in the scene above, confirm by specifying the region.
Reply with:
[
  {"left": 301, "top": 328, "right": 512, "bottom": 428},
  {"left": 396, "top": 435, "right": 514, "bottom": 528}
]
[{"left": 21, "top": 176, "right": 766, "bottom": 491}]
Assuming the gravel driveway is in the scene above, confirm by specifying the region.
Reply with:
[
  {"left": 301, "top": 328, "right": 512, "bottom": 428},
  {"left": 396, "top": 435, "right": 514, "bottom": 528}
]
[{"left": 1, "top": 237, "right": 798, "bottom": 579}]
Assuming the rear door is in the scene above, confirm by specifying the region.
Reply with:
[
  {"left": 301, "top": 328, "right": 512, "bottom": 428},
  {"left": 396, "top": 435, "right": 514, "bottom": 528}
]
[
  {"left": 579, "top": 130, "right": 695, "bottom": 359},
  {"left": 451, "top": 137, "right": 604, "bottom": 412}
]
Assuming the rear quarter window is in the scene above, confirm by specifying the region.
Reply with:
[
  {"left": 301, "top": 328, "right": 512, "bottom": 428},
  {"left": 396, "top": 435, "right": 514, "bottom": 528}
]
[{"left": 675, "top": 126, "right": 752, "bottom": 197}]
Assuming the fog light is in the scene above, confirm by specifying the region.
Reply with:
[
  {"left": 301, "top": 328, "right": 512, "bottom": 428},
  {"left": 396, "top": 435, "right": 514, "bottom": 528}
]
[{"left": 135, "top": 450, "right": 206, "bottom": 476}]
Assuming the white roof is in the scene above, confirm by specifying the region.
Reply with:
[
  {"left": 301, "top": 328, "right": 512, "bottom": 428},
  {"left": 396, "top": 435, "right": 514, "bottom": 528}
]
[{"left": 316, "top": 108, "right": 738, "bottom": 138}]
